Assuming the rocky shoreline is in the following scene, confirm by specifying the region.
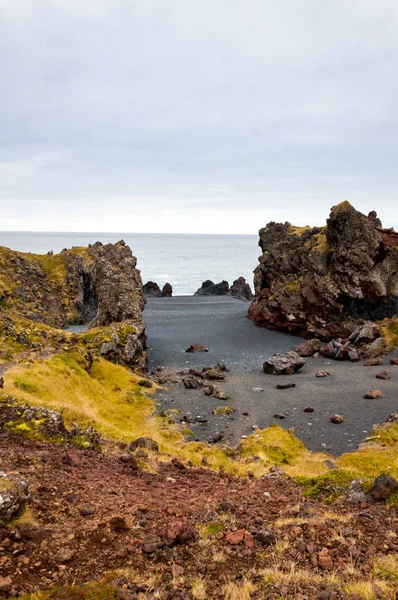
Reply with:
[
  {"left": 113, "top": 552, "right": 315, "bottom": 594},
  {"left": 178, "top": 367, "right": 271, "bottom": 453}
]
[{"left": 0, "top": 206, "right": 397, "bottom": 599}]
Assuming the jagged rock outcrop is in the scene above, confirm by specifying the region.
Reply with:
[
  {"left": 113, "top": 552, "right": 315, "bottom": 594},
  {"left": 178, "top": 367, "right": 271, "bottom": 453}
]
[
  {"left": 143, "top": 281, "right": 161, "bottom": 298},
  {"left": 161, "top": 283, "right": 173, "bottom": 297},
  {"left": 249, "top": 202, "right": 398, "bottom": 341},
  {"left": 0, "top": 241, "right": 147, "bottom": 369},
  {"left": 227, "top": 277, "right": 253, "bottom": 301},
  {"left": 194, "top": 280, "right": 229, "bottom": 296},
  {"left": 0, "top": 471, "right": 29, "bottom": 524}
]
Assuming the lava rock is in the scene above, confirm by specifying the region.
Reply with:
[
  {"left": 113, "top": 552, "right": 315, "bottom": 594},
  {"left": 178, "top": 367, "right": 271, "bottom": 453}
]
[
  {"left": 371, "top": 474, "right": 398, "bottom": 501},
  {"left": 375, "top": 368, "right": 391, "bottom": 380},
  {"left": 186, "top": 343, "right": 208, "bottom": 353},
  {"left": 227, "top": 277, "right": 253, "bottom": 301},
  {"left": 129, "top": 437, "right": 159, "bottom": 452},
  {"left": 194, "top": 280, "right": 229, "bottom": 296},
  {"left": 330, "top": 414, "right": 343, "bottom": 424},
  {"left": 263, "top": 351, "right": 306, "bottom": 375},
  {"left": 363, "top": 389, "right": 383, "bottom": 399},
  {"left": 142, "top": 281, "right": 161, "bottom": 297},
  {"left": 161, "top": 283, "right": 173, "bottom": 297}
]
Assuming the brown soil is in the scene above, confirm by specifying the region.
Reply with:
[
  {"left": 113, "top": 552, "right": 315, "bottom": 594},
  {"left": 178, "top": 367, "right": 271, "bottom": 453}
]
[{"left": 1, "top": 436, "right": 397, "bottom": 599}]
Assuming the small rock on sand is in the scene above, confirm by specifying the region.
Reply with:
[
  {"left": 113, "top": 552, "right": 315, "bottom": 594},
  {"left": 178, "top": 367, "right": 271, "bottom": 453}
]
[
  {"left": 304, "top": 407, "right": 314, "bottom": 413},
  {"left": 276, "top": 382, "right": 296, "bottom": 389},
  {"left": 390, "top": 358, "right": 398, "bottom": 366},
  {"left": 375, "top": 369, "right": 390, "bottom": 380},
  {"left": 364, "top": 389, "right": 383, "bottom": 399},
  {"left": 330, "top": 414, "right": 343, "bottom": 424},
  {"left": 274, "top": 413, "right": 285, "bottom": 419},
  {"left": 316, "top": 371, "right": 329, "bottom": 378},
  {"left": 186, "top": 343, "right": 208, "bottom": 353}
]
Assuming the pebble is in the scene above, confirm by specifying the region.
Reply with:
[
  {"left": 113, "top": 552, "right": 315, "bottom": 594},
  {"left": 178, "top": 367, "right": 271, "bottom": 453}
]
[{"left": 273, "top": 413, "right": 285, "bottom": 419}]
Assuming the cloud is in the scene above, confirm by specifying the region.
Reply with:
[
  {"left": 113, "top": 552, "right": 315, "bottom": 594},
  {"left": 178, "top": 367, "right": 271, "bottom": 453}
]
[{"left": 0, "top": 0, "right": 397, "bottom": 232}]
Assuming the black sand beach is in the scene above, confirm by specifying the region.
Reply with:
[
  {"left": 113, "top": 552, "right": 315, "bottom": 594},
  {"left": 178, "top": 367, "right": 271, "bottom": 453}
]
[{"left": 145, "top": 296, "right": 398, "bottom": 456}]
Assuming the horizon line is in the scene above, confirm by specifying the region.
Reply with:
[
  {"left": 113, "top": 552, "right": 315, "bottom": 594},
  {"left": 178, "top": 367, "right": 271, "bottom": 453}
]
[{"left": 0, "top": 230, "right": 259, "bottom": 236}]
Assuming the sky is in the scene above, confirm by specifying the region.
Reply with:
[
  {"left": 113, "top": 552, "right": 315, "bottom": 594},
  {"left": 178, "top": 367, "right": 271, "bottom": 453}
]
[{"left": 0, "top": 0, "right": 397, "bottom": 234}]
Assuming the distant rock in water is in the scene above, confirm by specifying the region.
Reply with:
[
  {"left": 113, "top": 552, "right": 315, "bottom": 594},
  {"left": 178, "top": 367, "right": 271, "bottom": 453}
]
[
  {"left": 143, "top": 281, "right": 162, "bottom": 297},
  {"left": 161, "top": 283, "right": 173, "bottom": 297},
  {"left": 249, "top": 202, "right": 398, "bottom": 342},
  {"left": 194, "top": 280, "right": 229, "bottom": 296},
  {"left": 227, "top": 277, "right": 253, "bottom": 301}
]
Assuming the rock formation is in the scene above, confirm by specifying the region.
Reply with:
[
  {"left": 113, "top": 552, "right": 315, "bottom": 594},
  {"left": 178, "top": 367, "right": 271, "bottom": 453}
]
[
  {"left": 194, "top": 280, "right": 229, "bottom": 296},
  {"left": 0, "top": 240, "right": 147, "bottom": 370},
  {"left": 161, "top": 282, "right": 173, "bottom": 297},
  {"left": 249, "top": 202, "right": 398, "bottom": 341},
  {"left": 227, "top": 277, "right": 253, "bottom": 301},
  {"left": 143, "top": 281, "right": 162, "bottom": 297}
]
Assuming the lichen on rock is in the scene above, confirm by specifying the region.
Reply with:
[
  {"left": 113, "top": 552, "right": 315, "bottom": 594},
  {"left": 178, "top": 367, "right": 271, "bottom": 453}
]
[{"left": 249, "top": 203, "right": 398, "bottom": 343}]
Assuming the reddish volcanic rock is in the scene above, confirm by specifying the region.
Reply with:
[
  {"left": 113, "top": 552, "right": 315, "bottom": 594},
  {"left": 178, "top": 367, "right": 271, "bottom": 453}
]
[{"left": 249, "top": 203, "right": 398, "bottom": 343}]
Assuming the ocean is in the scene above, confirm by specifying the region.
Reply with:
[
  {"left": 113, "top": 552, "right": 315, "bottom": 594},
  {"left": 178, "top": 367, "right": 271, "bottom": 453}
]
[{"left": 0, "top": 232, "right": 260, "bottom": 296}]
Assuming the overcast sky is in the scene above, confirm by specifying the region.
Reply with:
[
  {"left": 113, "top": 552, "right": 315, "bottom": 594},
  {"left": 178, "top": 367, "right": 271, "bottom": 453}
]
[{"left": 0, "top": 0, "right": 397, "bottom": 233}]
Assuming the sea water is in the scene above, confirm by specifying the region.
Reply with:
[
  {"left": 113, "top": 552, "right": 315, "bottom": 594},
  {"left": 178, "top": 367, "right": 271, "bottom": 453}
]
[{"left": 0, "top": 232, "right": 260, "bottom": 296}]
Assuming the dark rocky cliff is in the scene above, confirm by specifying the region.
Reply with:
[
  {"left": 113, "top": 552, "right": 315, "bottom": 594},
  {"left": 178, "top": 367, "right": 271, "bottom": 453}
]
[
  {"left": 248, "top": 201, "right": 398, "bottom": 341},
  {"left": 0, "top": 241, "right": 147, "bottom": 369}
]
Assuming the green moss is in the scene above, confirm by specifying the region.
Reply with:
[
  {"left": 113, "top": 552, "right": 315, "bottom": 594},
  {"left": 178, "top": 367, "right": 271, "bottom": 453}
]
[
  {"left": 213, "top": 405, "right": 235, "bottom": 415},
  {"left": 199, "top": 521, "right": 224, "bottom": 539},
  {"left": 288, "top": 225, "right": 311, "bottom": 237},
  {"left": 14, "top": 379, "right": 40, "bottom": 394},
  {"left": 331, "top": 200, "right": 352, "bottom": 213},
  {"left": 0, "top": 477, "right": 13, "bottom": 492},
  {"left": 300, "top": 469, "right": 357, "bottom": 502}
]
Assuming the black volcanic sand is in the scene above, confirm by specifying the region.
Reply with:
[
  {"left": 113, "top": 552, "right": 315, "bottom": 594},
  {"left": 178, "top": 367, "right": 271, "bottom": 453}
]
[
  {"left": 145, "top": 296, "right": 398, "bottom": 456},
  {"left": 144, "top": 295, "right": 303, "bottom": 371}
]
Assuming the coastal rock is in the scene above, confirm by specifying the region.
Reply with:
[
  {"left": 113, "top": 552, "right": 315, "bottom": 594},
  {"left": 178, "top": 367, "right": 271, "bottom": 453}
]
[
  {"left": 391, "top": 358, "right": 398, "bottom": 366},
  {"left": 294, "top": 339, "right": 321, "bottom": 357},
  {"left": 194, "top": 280, "right": 229, "bottom": 296},
  {"left": 349, "top": 322, "right": 380, "bottom": 345},
  {"left": 249, "top": 203, "right": 398, "bottom": 343},
  {"left": 263, "top": 351, "right": 306, "bottom": 375},
  {"left": 143, "top": 281, "right": 161, "bottom": 297},
  {"left": 161, "top": 283, "right": 173, "bottom": 297},
  {"left": 276, "top": 382, "right": 296, "bottom": 389},
  {"left": 186, "top": 343, "right": 208, "bottom": 353},
  {"left": 227, "top": 277, "right": 253, "bottom": 301},
  {"left": 0, "top": 472, "right": 29, "bottom": 523},
  {"left": 0, "top": 240, "right": 147, "bottom": 369}
]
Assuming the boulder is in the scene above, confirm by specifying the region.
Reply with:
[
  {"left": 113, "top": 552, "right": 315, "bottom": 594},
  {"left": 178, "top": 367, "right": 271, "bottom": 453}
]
[
  {"left": 227, "top": 277, "right": 253, "bottom": 301},
  {"left": 194, "top": 280, "right": 229, "bottom": 296},
  {"left": 371, "top": 474, "right": 397, "bottom": 501},
  {"left": 185, "top": 343, "right": 208, "bottom": 353},
  {"left": 129, "top": 437, "right": 159, "bottom": 452},
  {"left": 142, "top": 281, "right": 161, "bottom": 297},
  {"left": 349, "top": 322, "right": 380, "bottom": 345},
  {"left": 263, "top": 351, "right": 306, "bottom": 375},
  {"left": 0, "top": 472, "right": 29, "bottom": 524},
  {"left": 376, "top": 368, "right": 390, "bottom": 380},
  {"left": 294, "top": 339, "right": 321, "bottom": 357},
  {"left": 364, "top": 389, "right": 383, "bottom": 399},
  {"left": 161, "top": 282, "right": 173, "bottom": 297}
]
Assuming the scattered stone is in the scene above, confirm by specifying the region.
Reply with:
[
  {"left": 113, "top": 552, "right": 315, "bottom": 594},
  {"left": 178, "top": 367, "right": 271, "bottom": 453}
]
[
  {"left": 375, "top": 368, "right": 390, "bottom": 380},
  {"left": 142, "top": 534, "right": 164, "bottom": 553},
  {"left": 110, "top": 516, "right": 129, "bottom": 532},
  {"left": 348, "top": 348, "right": 360, "bottom": 362},
  {"left": 364, "top": 390, "right": 383, "bottom": 399},
  {"left": 203, "top": 385, "right": 229, "bottom": 400},
  {"left": 263, "top": 351, "right": 306, "bottom": 375},
  {"left": 0, "top": 576, "right": 12, "bottom": 593},
  {"left": 390, "top": 358, "right": 398, "bottom": 366},
  {"left": 208, "top": 432, "right": 224, "bottom": 444},
  {"left": 183, "top": 377, "right": 200, "bottom": 389},
  {"left": 364, "top": 357, "right": 383, "bottom": 367},
  {"left": 255, "top": 530, "right": 276, "bottom": 545},
  {"left": 347, "top": 480, "right": 367, "bottom": 505},
  {"left": 80, "top": 505, "right": 95, "bottom": 517},
  {"left": 171, "top": 458, "right": 186, "bottom": 470},
  {"left": 0, "top": 376, "right": 3, "bottom": 389},
  {"left": 129, "top": 437, "right": 159, "bottom": 452},
  {"left": 194, "top": 416, "right": 208, "bottom": 423},
  {"left": 226, "top": 529, "right": 245, "bottom": 545},
  {"left": 304, "top": 407, "right": 314, "bottom": 413},
  {"left": 252, "top": 387, "right": 264, "bottom": 393},
  {"left": 186, "top": 343, "right": 208, "bottom": 353},
  {"left": 316, "top": 371, "right": 329, "bottom": 378},
  {"left": 273, "top": 413, "right": 285, "bottom": 419},
  {"left": 349, "top": 322, "right": 380, "bottom": 345},
  {"left": 242, "top": 411, "right": 249, "bottom": 416},
  {"left": 213, "top": 405, "right": 235, "bottom": 415},
  {"left": 330, "top": 414, "right": 343, "bottom": 424},
  {"left": 320, "top": 342, "right": 334, "bottom": 358},
  {"left": 55, "top": 548, "right": 75, "bottom": 564},
  {"left": 0, "top": 472, "right": 29, "bottom": 524},
  {"left": 203, "top": 368, "right": 225, "bottom": 380},
  {"left": 276, "top": 382, "right": 296, "bottom": 389},
  {"left": 138, "top": 378, "right": 153, "bottom": 388},
  {"left": 371, "top": 474, "right": 397, "bottom": 501},
  {"left": 318, "top": 547, "right": 333, "bottom": 570},
  {"left": 164, "top": 520, "right": 197, "bottom": 546},
  {"left": 366, "top": 337, "right": 387, "bottom": 359},
  {"left": 294, "top": 339, "right": 321, "bottom": 357}
]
